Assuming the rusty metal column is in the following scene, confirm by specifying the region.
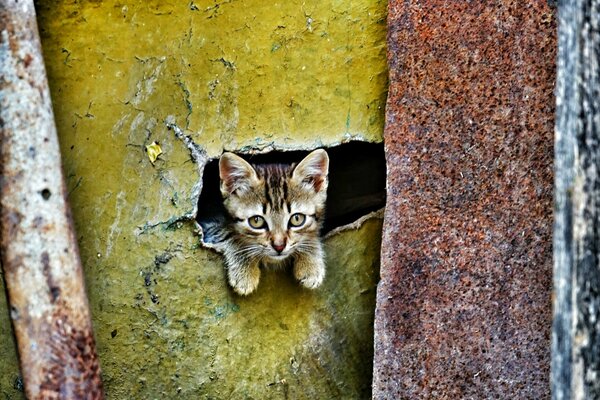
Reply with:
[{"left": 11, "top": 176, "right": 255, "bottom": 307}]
[
  {"left": 373, "top": 1, "right": 556, "bottom": 398},
  {"left": 0, "top": 1, "right": 104, "bottom": 399}
]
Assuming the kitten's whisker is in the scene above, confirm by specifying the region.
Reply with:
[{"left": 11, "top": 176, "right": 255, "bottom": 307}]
[
  {"left": 232, "top": 246, "right": 265, "bottom": 261},
  {"left": 293, "top": 243, "right": 320, "bottom": 255}
]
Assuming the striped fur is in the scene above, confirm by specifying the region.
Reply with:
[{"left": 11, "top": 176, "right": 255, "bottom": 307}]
[{"left": 218, "top": 150, "right": 329, "bottom": 295}]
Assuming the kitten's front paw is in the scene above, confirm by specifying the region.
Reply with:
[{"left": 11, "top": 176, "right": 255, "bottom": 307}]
[
  {"left": 229, "top": 264, "right": 260, "bottom": 296},
  {"left": 298, "top": 272, "right": 324, "bottom": 289},
  {"left": 294, "top": 257, "right": 325, "bottom": 289}
]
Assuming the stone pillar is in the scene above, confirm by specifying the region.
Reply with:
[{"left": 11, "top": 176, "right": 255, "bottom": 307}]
[
  {"left": 374, "top": 2, "right": 556, "bottom": 398},
  {"left": 553, "top": 0, "right": 600, "bottom": 399}
]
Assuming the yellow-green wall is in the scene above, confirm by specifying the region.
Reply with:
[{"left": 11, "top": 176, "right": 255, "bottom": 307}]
[{"left": 0, "top": 1, "right": 387, "bottom": 398}]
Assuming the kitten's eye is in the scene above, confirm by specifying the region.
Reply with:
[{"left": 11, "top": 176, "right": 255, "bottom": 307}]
[
  {"left": 289, "top": 213, "right": 306, "bottom": 227},
  {"left": 248, "top": 215, "right": 267, "bottom": 229}
]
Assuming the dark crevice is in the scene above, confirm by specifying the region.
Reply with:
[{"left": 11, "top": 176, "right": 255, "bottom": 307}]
[{"left": 196, "top": 141, "right": 386, "bottom": 240}]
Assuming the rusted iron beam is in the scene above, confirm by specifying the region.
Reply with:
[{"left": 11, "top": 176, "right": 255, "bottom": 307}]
[
  {"left": 374, "top": 1, "right": 555, "bottom": 398},
  {"left": 0, "top": 1, "right": 104, "bottom": 399}
]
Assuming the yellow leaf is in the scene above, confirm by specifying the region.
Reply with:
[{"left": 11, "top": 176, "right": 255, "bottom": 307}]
[{"left": 146, "top": 142, "right": 162, "bottom": 165}]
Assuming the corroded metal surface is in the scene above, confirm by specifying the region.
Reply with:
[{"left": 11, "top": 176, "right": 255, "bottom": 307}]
[
  {"left": 374, "top": 1, "right": 556, "bottom": 398},
  {"left": 0, "top": 1, "right": 104, "bottom": 398}
]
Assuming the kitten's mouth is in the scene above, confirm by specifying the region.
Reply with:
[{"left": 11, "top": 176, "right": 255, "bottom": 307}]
[{"left": 267, "top": 253, "right": 290, "bottom": 260}]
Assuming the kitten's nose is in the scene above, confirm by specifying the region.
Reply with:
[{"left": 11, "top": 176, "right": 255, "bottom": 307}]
[{"left": 271, "top": 240, "right": 286, "bottom": 253}]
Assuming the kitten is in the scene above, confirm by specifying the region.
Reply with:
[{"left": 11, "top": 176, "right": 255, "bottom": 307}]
[{"left": 218, "top": 149, "right": 329, "bottom": 295}]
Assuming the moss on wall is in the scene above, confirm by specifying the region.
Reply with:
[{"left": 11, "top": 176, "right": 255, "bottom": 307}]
[{"left": 0, "top": 0, "right": 387, "bottom": 398}]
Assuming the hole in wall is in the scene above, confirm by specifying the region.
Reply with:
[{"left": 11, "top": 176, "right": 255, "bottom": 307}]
[{"left": 196, "top": 141, "right": 386, "bottom": 244}]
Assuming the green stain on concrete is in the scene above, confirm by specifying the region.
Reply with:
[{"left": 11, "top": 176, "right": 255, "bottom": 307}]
[{"left": 0, "top": 0, "right": 386, "bottom": 398}]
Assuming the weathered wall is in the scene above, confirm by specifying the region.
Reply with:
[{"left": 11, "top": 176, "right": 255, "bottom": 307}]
[
  {"left": 374, "top": 1, "right": 556, "bottom": 399},
  {"left": 0, "top": 0, "right": 387, "bottom": 398}
]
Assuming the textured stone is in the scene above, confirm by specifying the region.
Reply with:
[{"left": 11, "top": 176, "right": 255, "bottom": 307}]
[
  {"left": 374, "top": 1, "right": 556, "bottom": 399},
  {"left": 553, "top": 1, "right": 600, "bottom": 399}
]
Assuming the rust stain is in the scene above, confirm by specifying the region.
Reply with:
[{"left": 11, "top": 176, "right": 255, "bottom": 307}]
[
  {"left": 374, "top": 1, "right": 556, "bottom": 398},
  {"left": 39, "top": 311, "right": 104, "bottom": 399},
  {"left": 23, "top": 53, "right": 33, "bottom": 67},
  {"left": 41, "top": 251, "right": 60, "bottom": 303},
  {"left": 3, "top": 209, "right": 22, "bottom": 244},
  {"left": 1, "top": 15, "right": 19, "bottom": 54}
]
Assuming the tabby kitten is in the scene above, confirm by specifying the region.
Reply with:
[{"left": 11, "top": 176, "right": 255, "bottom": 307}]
[{"left": 218, "top": 149, "right": 329, "bottom": 295}]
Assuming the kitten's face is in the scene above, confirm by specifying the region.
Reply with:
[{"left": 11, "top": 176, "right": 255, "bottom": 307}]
[{"left": 219, "top": 150, "right": 329, "bottom": 263}]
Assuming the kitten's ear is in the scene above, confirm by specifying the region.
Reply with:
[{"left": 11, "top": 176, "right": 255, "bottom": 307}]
[
  {"left": 292, "top": 149, "right": 329, "bottom": 193},
  {"left": 219, "top": 152, "right": 258, "bottom": 197}
]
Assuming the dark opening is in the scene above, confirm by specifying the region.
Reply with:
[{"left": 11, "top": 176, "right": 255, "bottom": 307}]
[{"left": 196, "top": 142, "right": 386, "bottom": 241}]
